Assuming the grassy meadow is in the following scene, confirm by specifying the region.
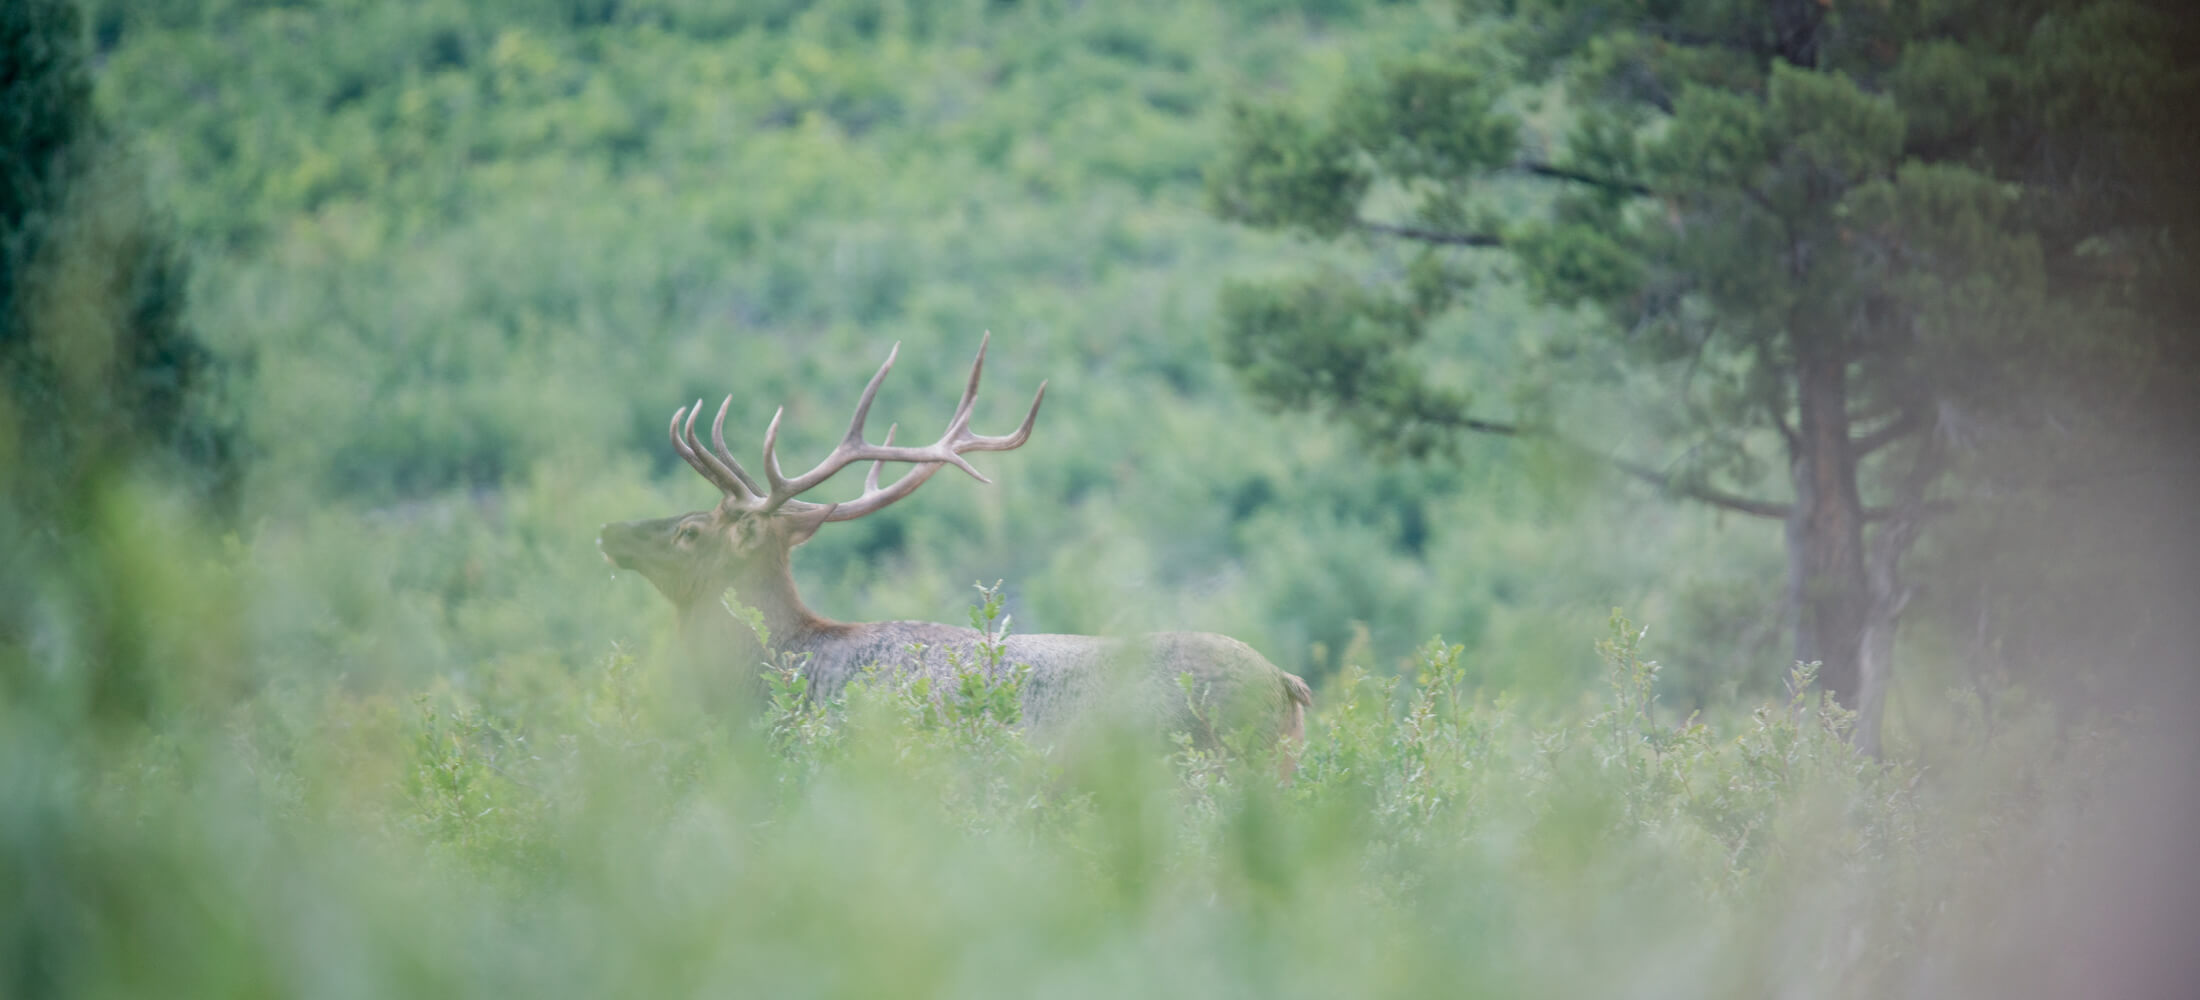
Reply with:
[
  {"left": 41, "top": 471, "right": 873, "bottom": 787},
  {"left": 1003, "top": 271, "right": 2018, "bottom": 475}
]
[{"left": 6, "top": 1, "right": 2195, "bottom": 997}]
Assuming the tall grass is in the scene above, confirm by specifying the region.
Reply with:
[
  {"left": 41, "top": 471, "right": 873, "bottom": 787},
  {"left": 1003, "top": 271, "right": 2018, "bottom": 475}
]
[{"left": 5, "top": 510, "right": 2164, "bottom": 998}]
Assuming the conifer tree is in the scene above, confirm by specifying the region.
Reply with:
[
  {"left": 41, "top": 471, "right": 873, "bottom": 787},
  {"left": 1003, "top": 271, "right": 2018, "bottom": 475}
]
[
  {"left": 1210, "top": 0, "right": 2198, "bottom": 748},
  {"left": 2, "top": 0, "right": 225, "bottom": 510}
]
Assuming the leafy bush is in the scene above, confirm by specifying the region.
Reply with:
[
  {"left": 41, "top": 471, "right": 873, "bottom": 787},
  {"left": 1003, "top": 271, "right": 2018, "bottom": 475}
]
[{"left": 4, "top": 564, "right": 2152, "bottom": 997}]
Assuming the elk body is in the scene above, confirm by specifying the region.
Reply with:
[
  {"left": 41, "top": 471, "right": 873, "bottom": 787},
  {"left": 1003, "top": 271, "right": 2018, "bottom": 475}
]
[{"left": 599, "top": 336, "right": 1312, "bottom": 755}]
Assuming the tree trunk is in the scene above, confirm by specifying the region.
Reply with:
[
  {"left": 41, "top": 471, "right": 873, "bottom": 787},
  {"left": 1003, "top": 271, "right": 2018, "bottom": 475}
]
[
  {"left": 1853, "top": 514, "right": 1920, "bottom": 756},
  {"left": 1769, "top": 0, "right": 1828, "bottom": 67},
  {"left": 1852, "top": 426, "right": 1941, "bottom": 755},
  {"left": 1786, "top": 337, "right": 1871, "bottom": 710}
]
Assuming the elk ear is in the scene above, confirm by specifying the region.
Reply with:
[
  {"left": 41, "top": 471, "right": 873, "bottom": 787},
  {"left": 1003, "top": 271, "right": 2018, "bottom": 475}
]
[{"left": 780, "top": 504, "right": 833, "bottom": 546}]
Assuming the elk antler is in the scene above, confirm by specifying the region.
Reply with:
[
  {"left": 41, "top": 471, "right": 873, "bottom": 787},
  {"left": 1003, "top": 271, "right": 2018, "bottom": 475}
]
[{"left": 669, "top": 333, "right": 1047, "bottom": 521}]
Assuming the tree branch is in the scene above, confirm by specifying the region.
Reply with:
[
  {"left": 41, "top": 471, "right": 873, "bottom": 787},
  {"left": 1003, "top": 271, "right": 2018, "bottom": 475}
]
[
  {"left": 1359, "top": 171, "right": 1647, "bottom": 249},
  {"left": 1640, "top": 22, "right": 1759, "bottom": 55},
  {"left": 1602, "top": 454, "right": 1793, "bottom": 519},
  {"left": 1863, "top": 420, "right": 1948, "bottom": 544},
  {"left": 1428, "top": 412, "right": 1523, "bottom": 437},
  {"left": 1358, "top": 219, "right": 1504, "bottom": 248},
  {"left": 1515, "top": 160, "right": 1653, "bottom": 197},
  {"left": 1428, "top": 412, "right": 1793, "bottom": 519},
  {"left": 1864, "top": 498, "right": 1956, "bottom": 521},
  {"left": 1772, "top": 408, "right": 1800, "bottom": 453},
  {"left": 1751, "top": 341, "right": 1801, "bottom": 452},
  {"left": 1852, "top": 410, "right": 1919, "bottom": 457}
]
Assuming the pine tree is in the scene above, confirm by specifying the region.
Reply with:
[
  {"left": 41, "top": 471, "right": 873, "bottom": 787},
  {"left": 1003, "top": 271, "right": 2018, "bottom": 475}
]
[
  {"left": 1209, "top": 0, "right": 2198, "bottom": 748},
  {"left": 2, "top": 0, "right": 226, "bottom": 510}
]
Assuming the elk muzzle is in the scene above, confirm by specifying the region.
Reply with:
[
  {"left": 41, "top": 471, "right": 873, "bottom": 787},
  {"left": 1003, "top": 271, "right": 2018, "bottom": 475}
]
[{"left": 597, "top": 516, "right": 685, "bottom": 575}]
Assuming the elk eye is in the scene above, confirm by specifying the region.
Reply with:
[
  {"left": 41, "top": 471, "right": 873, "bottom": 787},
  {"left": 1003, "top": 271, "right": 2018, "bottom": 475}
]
[{"left": 676, "top": 524, "right": 700, "bottom": 542}]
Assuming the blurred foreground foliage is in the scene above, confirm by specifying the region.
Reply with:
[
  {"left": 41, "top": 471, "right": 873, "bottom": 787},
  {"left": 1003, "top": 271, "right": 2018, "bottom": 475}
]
[
  {"left": 3, "top": 0, "right": 234, "bottom": 731},
  {"left": 7, "top": 594, "right": 2171, "bottom": 998}
]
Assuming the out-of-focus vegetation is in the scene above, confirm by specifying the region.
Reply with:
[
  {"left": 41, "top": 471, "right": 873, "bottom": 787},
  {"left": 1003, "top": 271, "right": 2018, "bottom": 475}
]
[
  {"left": 3, "top": 0, "right": 233, "bottom": 734},
  {"left": 4, "top": 1, "right": 2196, "bottom": 997},
  {"left": 56, "top": 0, "right": 1784, "bottom": 698},
  {"left": 16, "top": 597, "right": 2188, "bottom": 998}
]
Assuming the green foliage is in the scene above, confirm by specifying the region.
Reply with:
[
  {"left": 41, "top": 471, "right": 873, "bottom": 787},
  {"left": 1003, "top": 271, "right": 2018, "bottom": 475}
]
[
  {"left": 9, "top": 541, "right": 2159, "bottom": 997},
  {"left": 1209, "top": 0, "right": 2200, "bottom": 716},
  {"left": 1762, "top": 62, "right": 1905, "bottom": 192},
  {"left": 405, "top": 689, "right": 555, "bottom": 876},
  {"left": 1338, "top": 52, "right": 1517, "bottom": 185},
  {"left": 1218, "top": 269, "right": 1477, "bottom": 459},
  {"left": 1207, "top": 102, "right": 1367, "bottom": 237},
  {"left": 22, "top": 0, "right": 1739, "bottom": 690},
  {"left": 0, "top": 5, "right": 231, "bottom": 736},
  {"left": 1, "top": 0, "right": 93, "bottom": 241},
  {"left": 1508, "top": 218, "right": 1640, "bottom": 308}
]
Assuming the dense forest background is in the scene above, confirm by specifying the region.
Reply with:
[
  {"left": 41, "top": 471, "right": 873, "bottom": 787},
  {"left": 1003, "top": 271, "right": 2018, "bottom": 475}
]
[
  {"left": 60, "top": 0, "right": 1838, "bottom": 705},
  {"left": 6, "top": 1, "right": 2197, "bottom": 997}
]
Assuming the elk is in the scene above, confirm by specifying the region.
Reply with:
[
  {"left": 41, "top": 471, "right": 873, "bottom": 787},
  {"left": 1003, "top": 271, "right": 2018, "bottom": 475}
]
[{"left": 599, "top": 335, "right": 1312, "bottom": 759}]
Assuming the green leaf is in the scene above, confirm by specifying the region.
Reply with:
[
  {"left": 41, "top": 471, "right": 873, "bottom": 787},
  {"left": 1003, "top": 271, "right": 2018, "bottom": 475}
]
[{"left": 1206, "top": 101, "right": 1367, "bottom": 236}]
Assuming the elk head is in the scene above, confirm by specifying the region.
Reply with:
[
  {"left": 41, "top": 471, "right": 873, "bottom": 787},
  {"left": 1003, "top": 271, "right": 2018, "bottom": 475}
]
[{"left": 599, "top": 335, "right": 1047, "bottom": 626}]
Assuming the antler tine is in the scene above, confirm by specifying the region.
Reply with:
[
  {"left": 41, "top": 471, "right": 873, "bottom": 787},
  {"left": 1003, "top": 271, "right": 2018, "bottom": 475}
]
[
  {"left": 761, "top": 405, "right": 792, "bottom": 499},
  {"left": 760, "top": 335, "right": 1045, "bottom": 517},
  {"left": 672, "top": 404, "right": 725, "bottom": 495},
  {"left": 823, "top": 425, "right": 939, "bottom": 523},
  {"left": 844, "top": 342, "right": 900, "bottom": 447},
  {"left": 708, "top": 395, "right": 765, "bottom": 497},
  {"left": 823, "top": 461, "right": 948, "bottom": 522},
  {"left": 947, "top": 331, "right": 990, "bottom": 435},
  {"left": 964, "top": 380, "right": 1046, "bottom": 452},
  {"left": 668, "top": 403, "right": 698, "bottom": 465},
  {"left": 864, "top": 424, "right": 898, "bottom": 494},
  {"left": 822, "top": 370, "right": 1042, "bottom": 523},
  {"left": 760, "top": 343, "right": 903, "bottom": 505},
  {"left": 678, "top": 401, "right": 758, "bottom": 500}
]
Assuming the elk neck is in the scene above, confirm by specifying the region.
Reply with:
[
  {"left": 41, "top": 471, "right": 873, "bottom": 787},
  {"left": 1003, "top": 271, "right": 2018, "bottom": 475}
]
[{"left": 675, "top": 539, "right": 843, "bottom": 660}]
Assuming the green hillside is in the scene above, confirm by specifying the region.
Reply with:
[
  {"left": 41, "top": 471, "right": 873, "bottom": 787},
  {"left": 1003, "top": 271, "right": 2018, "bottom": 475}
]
[{"left": 85, "top": 0, "right": 1762, "bottom": 696}]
